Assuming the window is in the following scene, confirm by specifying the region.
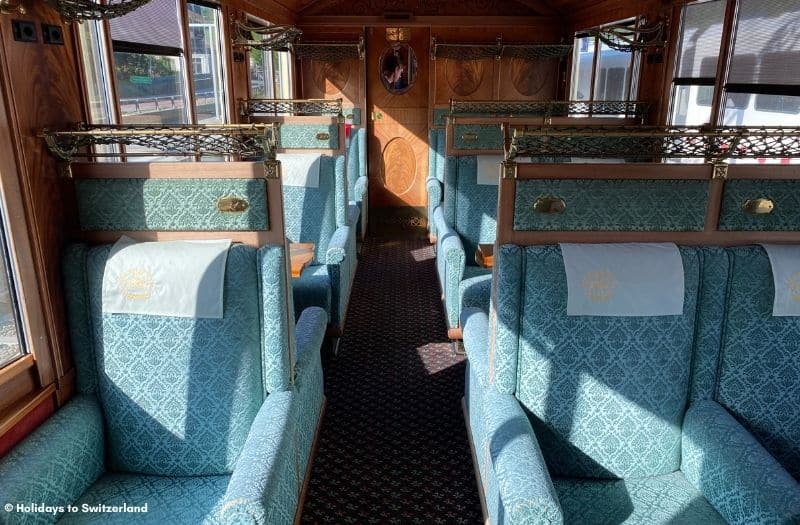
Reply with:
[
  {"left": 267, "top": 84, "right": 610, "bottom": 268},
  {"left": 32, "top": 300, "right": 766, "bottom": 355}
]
[
  {"left": 722, "top": 0, "right": 800, "bottom": 126},
  {"left": 669, "top": 0, "right": 800, "bottom": 127},
  {"left": 187, "top": 2, "right": 228, "bottom": 124},
  {"left": 247, "top": 22, "right": 293, "bottom": 99},
  {"left": 669, "top": 0, "right": 726, "bottom": 125},
  {"left": 0, "top": 215, "right": 24, "bottom": 369},
  {"left": 570, "top": 20, "right": 641, "bottom": 104},
  {"left": 79, "top": 0, "right": 229, "bottom": 127}
]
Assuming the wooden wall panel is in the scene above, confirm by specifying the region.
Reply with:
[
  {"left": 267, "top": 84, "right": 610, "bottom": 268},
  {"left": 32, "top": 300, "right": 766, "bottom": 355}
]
[
  {"left": 431, "top": 25, "right": 566, "bottom": 105},
  {"left": 0, "top": 3, "right": 84, "bottom": 399}
]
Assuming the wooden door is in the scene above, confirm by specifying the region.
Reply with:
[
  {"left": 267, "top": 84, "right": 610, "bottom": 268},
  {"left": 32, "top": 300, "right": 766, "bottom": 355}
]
[{"left": 367, "top": 27, "right": 430, "bottom": 236}]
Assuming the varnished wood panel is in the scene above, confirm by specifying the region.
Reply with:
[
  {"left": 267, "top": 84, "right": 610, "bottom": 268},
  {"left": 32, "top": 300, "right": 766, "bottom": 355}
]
[
  {"left": 434, "top": 59, "right": 496, "bottom": 103},
  {"left": 0, "top": 3, "right": 84, "bottom": 399},
  {"left": 367, "top": 27, "right": 430, "bottom": 209},
  {"left": 497, "top": 57, "right": 559, "bottom": 100}
]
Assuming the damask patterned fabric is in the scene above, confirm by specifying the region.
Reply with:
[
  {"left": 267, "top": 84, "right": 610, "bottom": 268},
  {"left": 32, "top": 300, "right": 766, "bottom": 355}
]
[
  {"left": 459, "top": 266, "right": 492, "bottom": 318},
  {"left": 682, "top": 400, "right": 800, "bottom": 525},
  {"left": 552, "top": 472, "right": 725, "bottom": 525},
  {"left": 326, "top": 223, "right": 357, "bottom": 327},
  {"left": 218, "top": 391, "right": 300, "bottom": 525},
  {"left": 515, "top": 246, "right": 700, "bottom": 478},
  {"left": 489, "top": 244, "right": 524, "bottom": 395},
  {"left": 292, "top": 265, "right": 332, "bottom": 322},
  {"left": 718, "top": 246, "right": 800, "bottom": 480},
  {"left": 451, "top": 124, "right": 503, "bottom": 151},
  {"left": 433, "top": 208, "right": 466, "bottom": 328},
  {"left": 512, "top": 179, "right": 708, "bottom": 232},
  {"left": 0, "top": 396, "right": 104, "bottom": 525},
  {"left": 258, "top": 245, "right": 295, "bottom": 394},
  {"left": 688, "top": 247, "right": 729, "bottom": 403},
  {"left": 719, "top": 179, "right": 800, "bottom": 231},
  {"left": 59, "top": 474, "right": 230, "bottom": 524},
  {"left": 462, "top": 308, "right": 491, "bottom": 388},
  {"left": 427, "top": 129, "right": 443, "bottom": 238},
  {"left": 432, "top": 108, "right": 449, "bottom": 128},
  {"left": 482, "top": 390, "right": 563, "bottom": 525},
  {"left": 62, "top": 245, "right": 98, "bottom": 395},
  {"left": 85, "top": 245, "right": 264, "bottom": 476},
  {"left": 278, "top": 123, "right": 338, "bottom": 150},
  {"left": 293, "top": 308, "right": 327, "bottom": 484},
  {"left": 282, "top": 156, "right": 339, "bottom": 263},
  {"left": 443, "top": 156, "right": 498, "bottom": 258},
  {"left": 75, "top": 179, "right": 268, "bottom": 232}
]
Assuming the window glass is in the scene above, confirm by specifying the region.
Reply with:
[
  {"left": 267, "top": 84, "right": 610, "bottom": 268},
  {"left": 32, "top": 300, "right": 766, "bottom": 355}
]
[
  {"left": 669, "top": 0, "right": 726, "bottom": 125},
  {"left": 114, "top": 51, "right": 189, "bottom": 125},
  {"left": 569, "top": 25, "right": 638, "bottom": 104},
  {"left": 593, "top": 43, "right": 632, "bottom": 100},
  {"left": 187, "top": 3, "right": 227, "bottom": 124},
  {"left": 77, "top": 20, "right": 114, "bottom": 125},
  {"left": 570, "top": 36, "right": 594, "bottom": 100},
  {"left": 0, "top": 207, "right": 24, "bottom": 369},
  {"left": 249, "top": 47, "right": 275, "bottom": 98}
]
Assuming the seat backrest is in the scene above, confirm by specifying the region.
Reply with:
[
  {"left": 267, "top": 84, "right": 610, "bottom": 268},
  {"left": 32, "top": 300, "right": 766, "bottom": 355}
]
[
  {"left": 491, "top": 244, "right": 701, "bottom": 479},
  {"left": 443, "top": 156, "right": 498, "bottom": 258},
  {"left": 282, "top": 155, "right": 347, "bottom": 263},
  {"left": 716, "top": 245, "right": 800, "bottom": 480},
  {"left": 345, "top": 127, "right": 367, "bottom": 202},
  {"left": 62, "top": 243, "right": 295, "bottom": 477},
  {"left": 428, "top": 129, "right": 445, "bottom": 184}
]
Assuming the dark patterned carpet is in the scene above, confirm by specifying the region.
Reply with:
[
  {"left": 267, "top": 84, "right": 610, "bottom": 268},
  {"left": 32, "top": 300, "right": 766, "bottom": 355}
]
[{"left": 301, "top": 238, "right": 483, "bottom": 523}]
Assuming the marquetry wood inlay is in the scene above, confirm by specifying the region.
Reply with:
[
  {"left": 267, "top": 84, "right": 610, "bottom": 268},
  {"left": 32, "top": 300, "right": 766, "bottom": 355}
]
[
  {"left": 381, "top": 137, "right": 417, "bottom": 196},
  {"left": 445, "top": 59, "right": 486, "bottom": 97},
  {"left": 311, "top": 59, "right": 352, "bottom": 96},
  {"left": 510, "top": 57, "right": 553, "bottom": 97}
]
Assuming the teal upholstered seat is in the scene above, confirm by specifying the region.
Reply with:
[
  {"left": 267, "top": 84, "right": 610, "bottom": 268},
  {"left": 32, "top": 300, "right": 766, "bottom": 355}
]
[
  {"left": 427, "top": 129, "right": 445, "bottom": 239},
  {"left": 434, "top": 155, "right": 497, "bottom": 332},
  {"left": 0, "top": 243, "right": 327, "bottom": 524},
  {"left": 282, "top": 154, "right": 356, "bottom": 333},
  {"left": 712, "top": 246, "right": 800, "bottom": 481},
  {"left": 462, "top": 244, "right": 800, "bottom": 525},
  {"left": 347, "top": 126, "right": 368, "bottom": 239}
]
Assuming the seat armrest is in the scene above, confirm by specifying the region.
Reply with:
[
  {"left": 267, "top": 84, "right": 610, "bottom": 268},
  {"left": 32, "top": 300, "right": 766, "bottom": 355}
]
[
  {"left": 0, "top": 395, "right": 105, "bottom": 523},
  {"left": 481, "top": 390, "right": 563, "bottom": 524},
  {"left": 427, "top": 179, "right": 443, "bottom": 236},
  {"left": 219, "top": 390, "right": 299, "bottom": 524},
  {"left": 353, "top": 175, "right": 368, "bottom": 203},
  {"left": 325, "top": 224, "right": 353, "bottom": 265},
  {"left": 462, "top": 308, "right": 491, "bottom": 387},
  {"left": 347, "top": 203, "right": 360, "bottom": 230},
  {"left": 294, "top": 306, "right": 327, "bottom": 377},
  {"left": 682, "top": 399, "right": 800, "bottom": 524},
  {"left": 433, "top": 207, "right": 466, "bottom": 328}
]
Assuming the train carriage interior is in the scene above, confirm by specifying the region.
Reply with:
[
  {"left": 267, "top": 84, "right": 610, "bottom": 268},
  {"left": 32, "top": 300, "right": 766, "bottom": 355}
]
[{"left": 0, "top": 0, "right": 799, "bottom": 523}]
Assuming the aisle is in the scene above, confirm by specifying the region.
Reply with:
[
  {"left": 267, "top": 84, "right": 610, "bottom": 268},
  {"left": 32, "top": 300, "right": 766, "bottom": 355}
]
[{"left": 301, "top": 238, "right": 483, "bottom": 523}]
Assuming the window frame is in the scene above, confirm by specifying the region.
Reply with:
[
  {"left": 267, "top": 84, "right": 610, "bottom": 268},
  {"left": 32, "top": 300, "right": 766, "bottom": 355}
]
[
  {"left": 569, "top": 18, "right": 642, "bottom": 107},
  {"left": 0, "top": 86, "right": 57, "bottom": 434},
  {"left": 245, "top": 16, "right": 294, "bottom": 101}
]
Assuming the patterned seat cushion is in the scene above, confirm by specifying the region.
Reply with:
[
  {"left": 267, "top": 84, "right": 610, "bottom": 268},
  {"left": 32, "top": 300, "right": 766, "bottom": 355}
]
[
  {"left": 292, "top": 265, "right": 332, "bottom": 321},
  {"left": 443, "top": 156, "right": 498, "bottom": 258},
  {"left": 459, "top": 266, "right": 492, "bottom": 316},
  {"left": 513, "top": 246, "right": 701, "bottom": 478},
  {"left": 553, "top": 471, "right": 726, "bottom": 525},
  {"left": 719, "top": 246, "right": 800, "bottom": 480},
  {"left": 83, "top": 245, "right": 265, "bottom": 477},
  {"left": 58, "top": 473, "right": 229, "bottom": 524}
]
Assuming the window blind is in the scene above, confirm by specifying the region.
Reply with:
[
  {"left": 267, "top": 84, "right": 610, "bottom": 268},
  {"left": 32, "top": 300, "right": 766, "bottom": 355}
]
[
  {"left": 675, "top": 0, "right": 726, "bottom": 79},
  {"left": 728, "top": 0, "right": 800, "bottom": 86},
  {"left": 110, "top": 0, "right": 183, "bottom": 52}
]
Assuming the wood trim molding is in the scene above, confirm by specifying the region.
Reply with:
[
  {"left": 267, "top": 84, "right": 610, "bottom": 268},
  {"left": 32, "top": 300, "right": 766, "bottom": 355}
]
[{"left": 0, "top": 383, "right": 56, "bottom": 439}]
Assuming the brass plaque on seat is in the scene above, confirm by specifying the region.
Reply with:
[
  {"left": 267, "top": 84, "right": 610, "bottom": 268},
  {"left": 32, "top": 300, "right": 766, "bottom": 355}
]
[
  {"left": 742, "top": 198, "right": 774, "bottom": 215},
  {"left": 217, "top": 197, "right": 249, "bottom": 213},
  {"left": 533, "top": 196, "right": 566, "bottom": 214},
  {"left": 460, "top": 132, "right": 478, "bottom": 142},
  {"left": 316, "top": 132, "right": 330, "bottom": 141}
]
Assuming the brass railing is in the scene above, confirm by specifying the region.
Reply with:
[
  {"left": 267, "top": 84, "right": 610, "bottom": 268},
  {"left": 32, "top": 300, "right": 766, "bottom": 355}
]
[
  {"left": 449, "top": 100, "right": 651, "bottom": 120},
  {"left": 239, "top": 98, "right": 344, "bottom": 119}
]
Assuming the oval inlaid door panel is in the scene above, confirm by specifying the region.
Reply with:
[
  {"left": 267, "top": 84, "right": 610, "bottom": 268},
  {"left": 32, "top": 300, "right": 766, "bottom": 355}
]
[{"left": 381, "top": 137, "right": 417, "bottom": 196}]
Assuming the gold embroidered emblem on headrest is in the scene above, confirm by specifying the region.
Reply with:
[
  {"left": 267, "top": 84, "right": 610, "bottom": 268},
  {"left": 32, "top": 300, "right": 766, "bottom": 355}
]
[
  {"left": 787, "top": 272, "right": 800, "bottom": 302},
  {"left": 117, "top": 268, "right": 155, "bottom": 301},
  {"left": 582, "top": 270, "right": 616, "bottom": 302}
]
